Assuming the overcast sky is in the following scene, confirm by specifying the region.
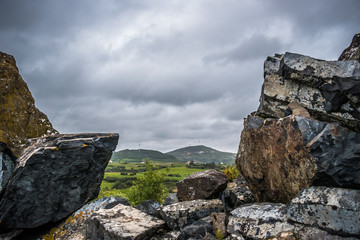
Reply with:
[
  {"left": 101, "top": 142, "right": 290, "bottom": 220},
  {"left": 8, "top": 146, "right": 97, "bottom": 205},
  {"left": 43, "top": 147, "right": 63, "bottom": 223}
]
[{"left": 1, "top": 0, "right": 359, "bottom": 153}]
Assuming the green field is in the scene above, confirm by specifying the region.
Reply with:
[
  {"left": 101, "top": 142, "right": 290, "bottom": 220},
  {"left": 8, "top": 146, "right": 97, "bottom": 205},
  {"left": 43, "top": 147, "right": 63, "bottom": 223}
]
[{"left": 98, "top": 161, "right": 227, "bottom": 200}]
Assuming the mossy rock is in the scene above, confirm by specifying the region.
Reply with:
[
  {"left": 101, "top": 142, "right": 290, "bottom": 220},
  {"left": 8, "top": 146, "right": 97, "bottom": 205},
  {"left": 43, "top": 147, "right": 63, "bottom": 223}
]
[{"left": 0, "top": 51, "right": 58, "bottom": 157}]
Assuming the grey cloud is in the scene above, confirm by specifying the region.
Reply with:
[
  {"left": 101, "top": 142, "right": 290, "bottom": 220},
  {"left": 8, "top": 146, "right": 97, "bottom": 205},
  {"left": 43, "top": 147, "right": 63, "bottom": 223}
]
[
  {"left": 1, "top": 0, "right": 359, "bottom": 153},
  {"left": 203, "top": 34, "right": 284, "bottom": 65}
]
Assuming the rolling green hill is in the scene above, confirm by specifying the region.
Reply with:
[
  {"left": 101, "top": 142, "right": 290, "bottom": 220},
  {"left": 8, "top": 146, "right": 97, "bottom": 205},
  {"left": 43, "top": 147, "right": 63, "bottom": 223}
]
[
  {"left": 111, "top": 149, "right": 180, "bottom": 163},
  {"left": 167, "top": 145, "right": 236, "bottom": 164}
]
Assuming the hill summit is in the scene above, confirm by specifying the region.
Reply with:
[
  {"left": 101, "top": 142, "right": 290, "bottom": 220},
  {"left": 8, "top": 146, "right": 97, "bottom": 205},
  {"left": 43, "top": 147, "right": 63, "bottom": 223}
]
[
  {"left": 167, "top": 145, "right": 235, "bottom": 164},
  {"left": 111, "top": 149, "right": 179, "bottom": 163}
]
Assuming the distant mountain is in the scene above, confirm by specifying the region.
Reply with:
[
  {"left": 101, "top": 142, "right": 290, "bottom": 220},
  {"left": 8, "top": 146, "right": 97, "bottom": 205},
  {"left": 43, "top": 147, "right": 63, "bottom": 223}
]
[
  {"left": 111, "top": 149, "right": 180, "bottom": 163},
  {"left": 167, "top": 145, "right": 236, "bottom": 164}
]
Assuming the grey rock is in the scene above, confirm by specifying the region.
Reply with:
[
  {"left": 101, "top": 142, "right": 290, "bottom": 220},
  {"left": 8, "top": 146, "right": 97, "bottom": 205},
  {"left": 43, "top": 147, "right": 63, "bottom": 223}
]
[
  {"left": 0, "top": 133, "right": 119, "bottom": 229},
  {"left": 339, "top": 33, "right": 360, "bottom": 62},
  {"left": 227, "top": 203, "right": 294, "bottom": 239},
  {"left": 161, "top": 231, "right": 181, "bottom": 240},
  {"left": 224, "top": 234, "right": 245, "bottom": 240},
  {"left": 85, "top": 203, "right": 165, "bottom": 240},
  {"left": 136, "top": 200, "right": 161, "bottom": 218},
  {"left": 36, "top": 197, "right": 129, "bottom": 240},
  {"left": 258, "top": 52, "right": 360, "bottom": 132},
  {"left": 296, "top": 116, "right": 360, "bottom": 190},
  {"left": 159, "top": 199, "right": 223, "bottom": 230},
  {"left": 163, "top": 193, "right": 179, "bottom": 206},
  {"left": 222, "top": 178, "right": 254, "bottom": 212},
  {"left": 0, "top": 141, "right": 16, "bottom": 193},
  {"left": 178, "top": 216, "right": 213, "bottom": 240},
  {"left": 288, "top": 186, "right": 360, "bottom": 238},
  {"left": 176, "top": 170, "right": 228, "bottom": 201}
]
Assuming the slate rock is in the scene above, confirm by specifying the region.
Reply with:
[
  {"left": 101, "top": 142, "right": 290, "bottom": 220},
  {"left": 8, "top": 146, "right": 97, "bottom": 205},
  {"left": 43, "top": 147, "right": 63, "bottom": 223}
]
[
  {"left": 163, "top": 193, "right": 179, "bottom": 206},
  {"left": 159, "top": 199, "right": 223, "bottom": 230},
  {"left": 0, "top": 141, "right": 16, "bottom": 192},
  {"left": 178, "top": 216, "right": 213, "bottom": 240},
  {"left": 288, "top": 186, "right": 360, "bottom": 238},
  {"left": 258, "top": 51, "right": 360, "bottom": 132},
  {"left": 236, "top": 114, "right": 360, "bottom": 203},
  {"left": 339, "top": 33, "right": 360, "bottom": 62},
  {"left": 227, "top": 203, "right": 293, "bottom": 239},
  {"left": 0, "top": 51, "right": 58, "bottom": 157},
  {"left": 176, "top": 170, "right": 228, "bottom": 201},
  {"left": 85, "top": 203, "right": 165, "bottom": 240},
  {"left": 162, "top": 231, "right": 181, "bottom": 240},
  {"left": 222, "top": 178, "right": 254, "bottom": 212},
  {"left": 0, "top": 133, "right": 119, "bottom": 229},
  {"left": 136, "top": 200, "right": 161, "bottom": 218}
]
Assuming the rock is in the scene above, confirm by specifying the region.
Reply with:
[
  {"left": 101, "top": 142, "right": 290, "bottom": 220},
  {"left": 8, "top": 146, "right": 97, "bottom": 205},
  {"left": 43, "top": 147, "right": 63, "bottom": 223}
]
[
  {"left": 224, "top": 234, "right": 245, "bottom": 240},
  {"left": 258, "top": 52, "right": 360, "bottom": 132},
  {"left": 227, "top": 203, "right": 293, "bottom": 239},
  {"left": 136, "top": 200, "right": 161, "bottom": 218},
  {"left": 0, "top": 141, "right": 16, "bottom": 192},
  {"left": 339, "top": 33, "right": 360, "bottom": 62},
  {"left": 227, "top": 187, "right": 360, "bottom": 240},
  {"left": 203, "top": 233, "right": 217, "bottom": 240},
  {"left": 288, "top": 186, "right": 360, "bottom": 238},
  {"left": 176, "top": 170, "right": 228, "bottom": 201},
  {"left": 236, "top": 114, "right": 317, "bottom": 203},
  {"left": 162, "top": 231, "right": 181, "bottom": 240},
  {"left": 0, "top": 51, "right": 58, "bottom": 157},
  {"left": 163, "top": 193, "right": 179, "bottom": 206},
  {"left": 270, "top": 231, "right": 297, "bottom": 240},
  {"left": 159, "top": 199, "right": 223, "bottom": 230},
  {"left": 0, "top": 133, "right": 119, "bottom": 229},
  {"left": 38, "top": 197, "right": 129, "bottom": 240},
  {"left": 222, "top": 178, "right": 254, "bottom": 212},
  {"left": 211, "top": 212, "right": 227, "bottom": 239},
  {"left": 85, "top": 203, "right": 165, "bottom": 240},
  {"left": 236, "top": 114, "right": 360, "bottom": 203},
  {"left": 178, "top": 216, "right": 213, "bottom": 240}
]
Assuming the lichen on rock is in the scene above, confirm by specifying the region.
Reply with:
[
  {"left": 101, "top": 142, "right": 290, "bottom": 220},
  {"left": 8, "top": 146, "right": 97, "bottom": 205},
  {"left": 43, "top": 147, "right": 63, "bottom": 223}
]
[{"left": 0, "top": 51, "right": 58, "bottom": 157}]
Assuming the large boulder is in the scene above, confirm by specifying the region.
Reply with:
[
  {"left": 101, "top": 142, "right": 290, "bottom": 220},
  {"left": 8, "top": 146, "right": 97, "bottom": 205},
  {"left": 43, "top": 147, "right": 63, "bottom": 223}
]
[
  {"left": 0, "top": 133, "right": 118, "bottom": 229},
  {"left": 257, "top": 52, "right": 360, "bottom": 132},
  {"left": 0, "top": 51, "right": 58, "bottom": 157},
  {"left": 339, "top": 33, "right": 360, "bottom": 62},
  {"left": 85, "top": 203, "right": 165, "bottom": 240},
  {"left": 236, "top": 114, "right": 360, "bottom": 203},
  {"left": 176, "top": 169, "right": 228, "bottom": 201},
  {"left": 159, "top": 199, "right": 223, "bottom": 230}
]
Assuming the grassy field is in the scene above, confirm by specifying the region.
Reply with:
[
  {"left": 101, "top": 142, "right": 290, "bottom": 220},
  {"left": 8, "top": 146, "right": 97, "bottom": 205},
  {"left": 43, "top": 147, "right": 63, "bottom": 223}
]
[{"left": 98, "top": 161, "right": 227, "bottom": 200}]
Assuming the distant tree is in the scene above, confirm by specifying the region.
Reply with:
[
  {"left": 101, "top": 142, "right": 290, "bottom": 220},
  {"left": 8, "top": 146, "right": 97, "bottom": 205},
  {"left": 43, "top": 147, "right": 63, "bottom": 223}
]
[{"left": 127, "top": 159, "right": 168, "bottom": 206}]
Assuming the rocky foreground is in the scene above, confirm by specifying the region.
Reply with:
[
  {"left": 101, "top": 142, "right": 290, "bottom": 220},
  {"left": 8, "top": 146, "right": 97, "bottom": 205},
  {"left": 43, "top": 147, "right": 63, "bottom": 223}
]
[{"left": 0, "top": 34, "right": 360, "bottom": 239}]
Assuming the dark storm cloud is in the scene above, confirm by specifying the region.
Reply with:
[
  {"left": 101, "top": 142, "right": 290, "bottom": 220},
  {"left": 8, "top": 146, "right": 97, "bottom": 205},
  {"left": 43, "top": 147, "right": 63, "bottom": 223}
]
[{"left": 0, "top": 0, "right": 359, "bottom": 152}]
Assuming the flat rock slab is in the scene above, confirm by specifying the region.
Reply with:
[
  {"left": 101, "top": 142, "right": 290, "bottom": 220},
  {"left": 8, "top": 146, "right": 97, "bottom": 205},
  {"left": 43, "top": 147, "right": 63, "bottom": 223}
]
[
  {"left": 0, "top": 133, "right": 119, "bottom": 229},
  {"left": 228, "top": 203, "right": 293, "bottom": 239},
  {"left": 258, "top": 52, "right": 360, "bottom": 132},
  {"left": 160, "top": 199, "right": 223, "bottom": 230},
  {"left": 288, "top": 186, "right": 360, "bottom": 238},
  {"left": 176, "top": 169, "right": 228, "bottom": 201},
  {"left": 86, "top": 203, "right": 165, "bottom": 240}
]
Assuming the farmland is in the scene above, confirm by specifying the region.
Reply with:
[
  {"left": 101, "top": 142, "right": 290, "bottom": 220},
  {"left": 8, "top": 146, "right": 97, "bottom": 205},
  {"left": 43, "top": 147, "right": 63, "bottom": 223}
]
[{"left": 98, "top": 161, "right": 227, "bottom": 200}]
